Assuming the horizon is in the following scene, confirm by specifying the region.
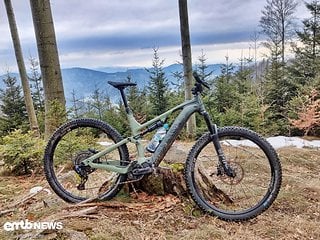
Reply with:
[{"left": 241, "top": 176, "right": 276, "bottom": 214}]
[
  {"left": 1, "top": 62, "right": 227, "bottom": 76},
  {"left": 0, "top": 1, "right": 308, "bottom": 75}
]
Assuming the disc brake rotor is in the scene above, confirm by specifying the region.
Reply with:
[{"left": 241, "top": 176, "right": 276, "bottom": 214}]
[{"left": 219, "top": 161, "right": 244, "bottom": 185}]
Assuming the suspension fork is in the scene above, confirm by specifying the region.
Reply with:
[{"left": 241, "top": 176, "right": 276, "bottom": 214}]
[{"left": 202, "top": 111, "right": 236, "bottom": 177}]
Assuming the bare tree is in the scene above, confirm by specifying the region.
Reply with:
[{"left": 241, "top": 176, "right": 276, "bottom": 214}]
[
  {"left": 250, "top": 31, "right": 260, "bottom": 82},
  {"left": 4, "top": 0, "right": 39, "bottom": 134},
  {"left": 259, "top": 0, "right": 298, "bottom": 64},
  {"left": 29, "top": 0, "right": 66, "bottom": 138}
]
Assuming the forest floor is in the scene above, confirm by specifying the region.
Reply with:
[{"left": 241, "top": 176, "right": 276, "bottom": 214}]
[{"left": 0, "top": 143, "right": 319, "bottom": 240}]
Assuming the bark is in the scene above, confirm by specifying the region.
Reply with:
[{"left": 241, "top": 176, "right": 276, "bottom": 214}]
[
  {"left": 29, "top": 0, "right": 66, "bottom": 139},
  {"left": 134, "top": 144, "right": 230, "bottom": 203},
  {"left": 132, "top": 144, "right": 188, "bottom": 196},
  {"left": 4, "top": 0, "right": 39, "bottom": 134},
  {"left": 134, "top": 164, "right": 187, "bottom": 196},
  {"left": 179, "top": 0, "right": 196, "bottom": 138}
]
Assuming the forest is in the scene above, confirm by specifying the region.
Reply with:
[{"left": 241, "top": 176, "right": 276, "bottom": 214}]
[
  {"left": 0, "top": 1, "right": 319, "bottom": 239},
  {"left": 0, "top": 0, "right": 320, "bottom": 175}
]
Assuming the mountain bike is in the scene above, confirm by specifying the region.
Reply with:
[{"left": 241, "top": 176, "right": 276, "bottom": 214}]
[{"left": 44, "top": 72, "right": 282, "bottom": 221}]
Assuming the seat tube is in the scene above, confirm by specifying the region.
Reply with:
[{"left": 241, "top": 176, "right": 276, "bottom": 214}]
[{"left": 119, "top": 89, "right": 130, "bottom": 114}]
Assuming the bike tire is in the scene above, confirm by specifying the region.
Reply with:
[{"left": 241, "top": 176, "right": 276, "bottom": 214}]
[
  {"left": 184, "top": 127, "right": 282, "bottom": 221},
  {"left": 44, "top": 118, "right": 129, "bottom": 203}
]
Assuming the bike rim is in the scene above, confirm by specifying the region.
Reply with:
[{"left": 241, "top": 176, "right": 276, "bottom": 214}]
[
  {"left": 48, "top": 125, "right": 127, "bottom": 201},
  {"left": 192, "top": 134, "right": 275, "bottom": 215}
]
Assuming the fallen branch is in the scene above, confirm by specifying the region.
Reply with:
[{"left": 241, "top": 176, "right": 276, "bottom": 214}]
[
  {"left": 66, "top": 201, "right": 129, "bottom": 209},
  {"left": 0, "top": 209, "right": 15, "bottom": 217},
  {"left": 76, "top": 196, "right": 98, "bottom": 205},
  {"left": 44, "top": 206, "right": 99, "bottom": 222},
  {"left": 0, "top": 188, "right": 45, "bottom": 215}
]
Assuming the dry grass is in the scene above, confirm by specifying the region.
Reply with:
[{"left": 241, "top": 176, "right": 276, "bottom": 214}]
[{"left": 0, "top": 146, "right": 319, "bottom": 240}]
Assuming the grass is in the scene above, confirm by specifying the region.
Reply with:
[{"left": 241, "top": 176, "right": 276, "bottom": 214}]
[{"left": 0, "top": 147, "right": 319, "bottom": 240}]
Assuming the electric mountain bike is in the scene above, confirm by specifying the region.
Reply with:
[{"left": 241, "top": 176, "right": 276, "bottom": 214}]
[{"left": 44, "top": 72, "right": 282, "bottom": 221}]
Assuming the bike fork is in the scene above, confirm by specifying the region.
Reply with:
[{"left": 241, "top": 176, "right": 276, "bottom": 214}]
[{"left": 202, "top": 112, "right": 235, "bottom": 177}]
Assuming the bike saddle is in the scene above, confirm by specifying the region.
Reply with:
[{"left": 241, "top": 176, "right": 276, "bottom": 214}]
[{"left": 108, "top": 81, "right": 137, "bottom": 90}]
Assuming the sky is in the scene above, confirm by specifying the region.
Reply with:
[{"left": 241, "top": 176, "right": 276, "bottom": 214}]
[{"left": 0, "top": 0, "right": 309, "bottom": 73}]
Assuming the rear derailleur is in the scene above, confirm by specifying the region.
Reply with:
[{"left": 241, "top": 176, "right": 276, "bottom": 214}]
[{"left": 73, "top": 149, "right": 100, "bottom": 190}]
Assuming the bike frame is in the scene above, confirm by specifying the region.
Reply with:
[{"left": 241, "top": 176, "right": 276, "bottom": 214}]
[{"left": 82, "top": 94, "right": 210, "bottom": 174}]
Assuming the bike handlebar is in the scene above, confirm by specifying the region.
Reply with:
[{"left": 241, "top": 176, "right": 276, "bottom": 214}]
[{"left": 193, "top": 72, "right": 210, "bottom": 89}]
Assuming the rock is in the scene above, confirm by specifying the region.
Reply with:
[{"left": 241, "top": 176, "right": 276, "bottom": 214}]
[{"left": 163, "top": 142, "right": 188, "bottom": 164}]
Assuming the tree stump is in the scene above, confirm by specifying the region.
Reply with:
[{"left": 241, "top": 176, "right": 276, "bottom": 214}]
[
  {"left": 130, "top": 142, "right": 232, "bottom": 206},
  {"left": 131, "top": 142, "right": 188, "bottom": 196}
]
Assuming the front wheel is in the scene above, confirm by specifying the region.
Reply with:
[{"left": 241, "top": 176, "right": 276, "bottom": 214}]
[{"left": 184, "top": 127, "right": 282, "bottom": 221}]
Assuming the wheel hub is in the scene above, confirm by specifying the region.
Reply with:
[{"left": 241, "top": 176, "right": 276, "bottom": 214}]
[{"left": 219, "top": 161, "right": 244, "bottom": 185}]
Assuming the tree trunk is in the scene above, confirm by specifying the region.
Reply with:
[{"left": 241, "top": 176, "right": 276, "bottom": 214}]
[
  {"left": 179, "top": 0, "right": 196, "bottom": 138},
  {"left": 4, "top": 0, "right": 39, "bottom": 134},
  {"left": 29, "top": 0, "right": 66, "bottom": 139}
]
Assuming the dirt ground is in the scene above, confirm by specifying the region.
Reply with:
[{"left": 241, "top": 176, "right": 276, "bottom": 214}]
[{"left": 0, "top": 146, "right": 319, "bottom": 240}]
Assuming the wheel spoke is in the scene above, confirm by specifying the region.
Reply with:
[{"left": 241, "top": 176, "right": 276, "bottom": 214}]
[
  {"left": 44, "top": 119, "right": 129, "bottom": 203},
  {"left": 185, "top": 127, "right": 281, "bottom": 221}
]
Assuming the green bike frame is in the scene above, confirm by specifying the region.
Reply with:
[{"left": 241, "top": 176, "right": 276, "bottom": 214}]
[{"left": 81, "top": 94, "right": 207, "bottom": 174}]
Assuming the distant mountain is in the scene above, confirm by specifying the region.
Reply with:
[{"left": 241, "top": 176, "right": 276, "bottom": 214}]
[{"left": 0, "top": 63, "right": 223, "bottom": 105}]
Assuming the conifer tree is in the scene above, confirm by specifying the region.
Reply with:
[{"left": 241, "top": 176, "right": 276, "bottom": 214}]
[
  {"left": 146, "top": 48, "right": 169, "bottom": 116},
  {"left": 28, "top": 57, "right": 44, "bottom": 113},
  {"left": 196, "top": 50, "right": 213, "bottom": 81},
  {"left": 0, "top": 74, "right": 28, "bottom": 134},
  {"left": 89, "top": 86, "right": 109, "bottom": 120},
  {"left": 291, "top": 0, "right": 320, "bottom": 85},
  {"left": 69, "top": 89, "right": 83, "bottom": 119},
  {"left": 5, "top": 0, "right": 39, "bottom": 133},
  {"left": 30, "top": 0, "right": 66, "bottom": 138},
  {"left": 127, "top": 75, "right": 148, "bottom": 122},
  {"left": 213, "top": 58, "right": 237, "bottom": 113}
]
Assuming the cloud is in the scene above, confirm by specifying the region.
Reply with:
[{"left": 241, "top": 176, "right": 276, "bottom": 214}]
[{"left": 0, "top": 0, "right": 308, "bottom": 72}]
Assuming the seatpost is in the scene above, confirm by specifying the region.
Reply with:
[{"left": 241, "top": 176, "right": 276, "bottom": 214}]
[{"left": 119, "top": 88, "right": 130, "bottom": 114}]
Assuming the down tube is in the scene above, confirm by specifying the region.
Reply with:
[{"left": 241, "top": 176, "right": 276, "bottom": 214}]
[{"left": 150, "top": 103, "right": 200, "bottom": 166}]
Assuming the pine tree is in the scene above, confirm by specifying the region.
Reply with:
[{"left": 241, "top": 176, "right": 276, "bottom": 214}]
[
  {"left": 212, "top": 59, "right": 237, "bottom": 113},
  {"left": 69, "top": 89, "right": 83, "bottom": 119},
  {"left": 89, "top": 86, "right": 108, "bottom": 120},
  {"left": 127, "top": 75, "right": 148, "bottom": 122},
  {"left": 146, "top": 48, "right": 169, "bottom": 116},
  {"left": 290, "top": 0, "right": 320, "bottom": 85},
  {"left": 5, "top": 0, "right": 39, "bottom": 133},
  {"left": 0, "top": 74, "right": 28, "bottom": 135},
  {"left": 30, "top": 0, "right": 66, "bottom": 138},
  {"left": 196, "top": 49, "right": 213, "bottom": 81},
  {"left": 169, "top": 69, "right": 185, "bottom": 109},
  {"left": 28, "top": 57, "right": 44, "bottom": 113}
]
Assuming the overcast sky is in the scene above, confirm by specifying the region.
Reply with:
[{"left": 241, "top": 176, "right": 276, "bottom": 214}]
[{"left": 0, "top": 0, "right": 308, "bottom": 73}]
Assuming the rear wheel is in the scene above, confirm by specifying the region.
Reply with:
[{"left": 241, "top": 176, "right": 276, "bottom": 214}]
[
  {"left": 185, "top": 127, "right": 282, "bottom": 221},
  {"left": 44, "top": 118, "right": 129, "bottom": 203}
]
